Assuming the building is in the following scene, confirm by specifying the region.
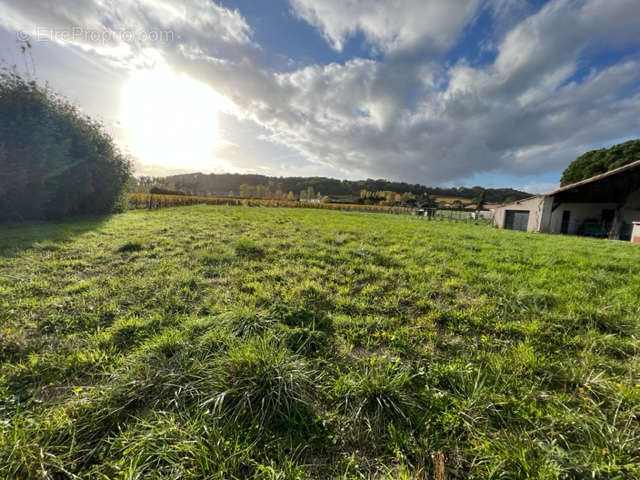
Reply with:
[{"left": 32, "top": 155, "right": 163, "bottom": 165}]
[{"left": 494, "top": 159, "right": 640, "bottom": 240}]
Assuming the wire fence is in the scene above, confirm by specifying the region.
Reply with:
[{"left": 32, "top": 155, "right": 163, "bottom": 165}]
[
  {"left": 413, "top": 208, "right": 494, "bottom": 224},
  {"left": 125, "top": 194, "right": 499, "bottom": 225}
]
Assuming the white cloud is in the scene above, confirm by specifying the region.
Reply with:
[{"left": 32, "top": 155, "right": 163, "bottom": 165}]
[
  {"left": 0, "top": 0, "right": 252, "bottom": 64},
  {"left": 289, "top": 0, "right": 480, "bottom": 53},
  {"left": 520, "top": 181, "right": 558, "bottom": 195},
  {"left": 1, "top": 0, "right": 639, "bottom": 185}
]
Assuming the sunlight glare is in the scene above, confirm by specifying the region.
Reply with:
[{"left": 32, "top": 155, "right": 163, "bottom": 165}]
[{"left": 121, "top": 65, "right": 227, "bottom": 170}]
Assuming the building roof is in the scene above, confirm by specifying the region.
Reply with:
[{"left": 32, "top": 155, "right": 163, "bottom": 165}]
[
  {"left": 495, "top": 158, "right": 640, "bottom": 209},
  {"left": 545, "top": 158, "right": 640, "bottom": 196}
]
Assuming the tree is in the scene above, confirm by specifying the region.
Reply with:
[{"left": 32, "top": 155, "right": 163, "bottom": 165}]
[
  {"left": 474, "top": 190, "right": 486, "bottom": 211},
  {"left": 287, "top": 191, "right": 296, "bottom": 201},
  {"left": 0, "top": 70, "right": 131, "bottom": 221},
  {"left": 239, "top": 184, "right": 252, "bottom": 198},
  {"left": 560, "top": 139, "right": 640, "bottom": 186},
  {"left": 136, "top": 173, "right": 529, "bottom": 203}
]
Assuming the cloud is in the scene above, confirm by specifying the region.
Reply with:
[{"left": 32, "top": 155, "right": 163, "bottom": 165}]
[
  {"left": 1, "top": 0, "right": 639, "bottom": 186},
  {"left": 251, "top": 0, "right": 640, "bottom": 183},
  {"left": 0, "top": 0, "right": 253, "bottom": 64},
  {"left": 520, "top": 181, "right": 559, "bottom": 194},
  {"left": 288, "top": 0, "right": 481, "bottom": 53}
]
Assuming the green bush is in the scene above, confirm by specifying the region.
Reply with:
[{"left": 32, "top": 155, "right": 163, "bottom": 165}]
[{"left": 0, "top": 70, "right": 131, "bottom": 221}]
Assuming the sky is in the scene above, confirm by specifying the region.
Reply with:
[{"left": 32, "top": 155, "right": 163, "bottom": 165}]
[{"left": 0, "top": 0, "right": 639, "bottom": 193}]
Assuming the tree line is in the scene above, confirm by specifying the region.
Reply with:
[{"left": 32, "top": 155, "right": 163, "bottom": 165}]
[
  {"left": 560, "top": 139, "right": 640, "bottom": 186},
  {"left": 130, "top": 173, "right": 529, "bottom": 205}
]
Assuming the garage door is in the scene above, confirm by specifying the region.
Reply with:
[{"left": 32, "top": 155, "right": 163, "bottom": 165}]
[{"left": 504, "top": 210, "right": 529, "bottom": 231}]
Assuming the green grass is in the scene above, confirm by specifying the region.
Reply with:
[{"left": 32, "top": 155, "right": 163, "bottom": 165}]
[{"left": 0, "top": 205, "right": 639, "bottom": 479}]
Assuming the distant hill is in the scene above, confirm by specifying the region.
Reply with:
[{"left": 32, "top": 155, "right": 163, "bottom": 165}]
[
  {"left": 561, "top": 139, "right": 640, "bottom": 186},
  {"left": 134, "top": 172, "right": 530, "bottom": 204}
]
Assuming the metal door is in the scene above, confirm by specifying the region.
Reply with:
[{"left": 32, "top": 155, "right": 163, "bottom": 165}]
[{"left": 505, "top": 210, "right": 529, "bottom": 231}]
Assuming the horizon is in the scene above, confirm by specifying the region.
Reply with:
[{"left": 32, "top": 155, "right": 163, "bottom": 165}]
[
  {"left": 138, "top": 169, "right": 534, "bottom": 195},
  {"left": 1, "top": 0, "right": 639, "bottom": 193}
]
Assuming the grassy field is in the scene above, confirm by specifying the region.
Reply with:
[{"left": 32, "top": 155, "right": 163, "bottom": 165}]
[{"left": 1, "top": 205, "right": 639, "bottom": 479}]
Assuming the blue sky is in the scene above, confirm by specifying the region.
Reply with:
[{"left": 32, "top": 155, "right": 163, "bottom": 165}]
[{"left": 1, "top": 0, "right": 639, "bottom": 192}]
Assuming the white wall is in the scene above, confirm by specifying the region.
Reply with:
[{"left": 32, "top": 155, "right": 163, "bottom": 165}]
[
  {"left": 548, "top": 203, "right": 640, "bottom": 236},
  {"left": 494, "top": 196, "right": 550, "bottom": 232},
  {"left": 548, "top": 203, "right": 616, "bottom": 234},
  {"left": 633, "top": 222, "right": 640, "bottom": 243},
  {"left": 494, "top": 188, "right": 640, "bottom": 236}
]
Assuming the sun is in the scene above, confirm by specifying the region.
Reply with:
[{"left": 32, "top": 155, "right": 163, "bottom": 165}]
[{"left": 121, "top": 65, "right": 226, "bottom": 171}]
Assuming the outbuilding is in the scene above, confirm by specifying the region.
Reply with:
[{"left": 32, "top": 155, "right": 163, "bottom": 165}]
[{"left": 494, "top": 159, "right": 640, "bottom": 240}]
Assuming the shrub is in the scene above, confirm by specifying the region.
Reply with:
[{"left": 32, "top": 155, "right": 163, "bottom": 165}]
[{"left": 0, "top": 70, "right": 131, "bottom": 221}]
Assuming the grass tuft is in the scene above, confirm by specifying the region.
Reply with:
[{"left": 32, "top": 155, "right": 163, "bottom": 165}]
[
  {"left": 234, "top": 239, "right": 265, "bottom": 259},
  {"left": 116, "top": 241, "right": 144, "bottom": 253},
  {"left": 206, "top": 337, "right": 318, "bottom": 427},
  {"left": 333, "top": 356, "right": 421, "bottom": 430},
  {"left": 221, "top": 308, "right": 278, "bottom": 337}
]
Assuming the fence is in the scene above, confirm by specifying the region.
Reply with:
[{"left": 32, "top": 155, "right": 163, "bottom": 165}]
[
  {"left": 125, "top": 193, "right": 414, "bottom": 215},
  {"left": 124, "top": 194, "right": 504, "bottom": 226},
  {"left": 412, "top": 208, "right": 494, "bottom": 224}
]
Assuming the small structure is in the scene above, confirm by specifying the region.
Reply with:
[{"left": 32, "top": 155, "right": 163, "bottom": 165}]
[
  {"left": 633, "top": 222, "right": 640, "bottom": 243},
  {"left": 494, "top": 159, "right": 640, "bottom": 240}
]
